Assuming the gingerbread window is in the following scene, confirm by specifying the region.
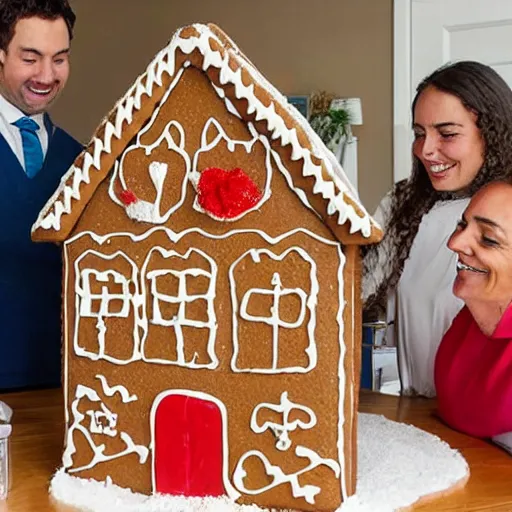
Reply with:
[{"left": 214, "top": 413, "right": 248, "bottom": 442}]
[
  {"left": 141, "top": 248, "right": 218, "bottom": 369},
  {"left": 74, "top": 251, "right": 142, "bottom": 364},
  {"left": 229, "top": 247, "right": 319, "bottom": 373}
]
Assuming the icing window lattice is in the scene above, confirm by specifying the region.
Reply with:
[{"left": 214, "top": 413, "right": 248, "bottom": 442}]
[
  {"left": 73, "top": 247, "right": 219, "bottom": 369},
  {"left": 148, "top": 269, "right": 211, "bottom": 327},
  {"left": 74, "top": 251, "right": 143, "bottom": 364},
  {"left": 229, "top": 247, "right": 319, "bottom": 374},
  {"left": 141, "top": 247, "right": 219, "bottom": 369},
  {"left": 79, "top": 269, "right": 131, "bottom": 318},
  {"left": 240, "top": 272, "right": 307, "bottom": 330}
]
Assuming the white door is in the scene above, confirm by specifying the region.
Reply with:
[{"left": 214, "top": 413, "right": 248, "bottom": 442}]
[{"left": 394, "top": 0, "right": 512, "bottom": 182}]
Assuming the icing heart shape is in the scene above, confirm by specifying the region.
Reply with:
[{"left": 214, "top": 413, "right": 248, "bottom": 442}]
[
  {"left": 233, "top": 446, "right": 340, "bottom": 504},
  {"left": 197, "top": 167, "right": 262, "bottom": 219}
]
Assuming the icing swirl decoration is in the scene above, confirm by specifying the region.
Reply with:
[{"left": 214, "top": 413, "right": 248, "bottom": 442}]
[
  {"left": 250, "top": 392, "right": 317, "bottom": 451},
  {"left": 63, "top": 384, "right": 148, "bottom": 474},
  {"left": 233, "top": 445, "right": 340, "bottom": 505}
]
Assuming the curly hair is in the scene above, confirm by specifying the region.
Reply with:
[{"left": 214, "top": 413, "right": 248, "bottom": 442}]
[
  {"left": 364, "top": 61, "right": 512, "bottom": 313},
  {"left": 0, "top": 0, "right": 76, "bottom": 51}
]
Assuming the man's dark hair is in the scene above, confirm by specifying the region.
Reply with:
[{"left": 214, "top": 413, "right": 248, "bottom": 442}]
[{"left": 0, "top": 0, "right": 76, "bottom": 51}]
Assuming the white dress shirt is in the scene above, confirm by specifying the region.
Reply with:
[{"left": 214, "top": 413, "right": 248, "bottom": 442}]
[{"left": 0, "top": 93, "right": 49, "bottom": 172}]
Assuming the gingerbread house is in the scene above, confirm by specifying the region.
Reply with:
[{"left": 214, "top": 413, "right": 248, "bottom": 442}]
[{"left": 32, "top": 23, "right": 382, "bottom": 512}]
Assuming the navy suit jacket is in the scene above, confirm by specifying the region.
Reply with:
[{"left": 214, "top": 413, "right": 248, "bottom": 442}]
[{"left": 0, "top": 115, "right": 82, "bottom": 389}]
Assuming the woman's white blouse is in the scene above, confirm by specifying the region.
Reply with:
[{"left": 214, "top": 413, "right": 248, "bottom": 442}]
[{"left": 368, "top": 197, "right": 470, "bottom": 397}]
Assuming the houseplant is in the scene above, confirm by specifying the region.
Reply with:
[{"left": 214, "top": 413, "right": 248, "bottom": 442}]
[{"left": 308, "top": 91, "right": 352, "bottom": 153}]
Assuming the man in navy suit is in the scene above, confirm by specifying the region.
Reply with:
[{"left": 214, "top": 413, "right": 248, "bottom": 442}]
[{"left": 0, "top": 0, "right": 82, "bottom": 389}]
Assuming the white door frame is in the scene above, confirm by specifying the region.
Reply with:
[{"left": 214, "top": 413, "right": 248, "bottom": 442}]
[{"left": 393, "top": 0, "right": 413, "bottom": 183}]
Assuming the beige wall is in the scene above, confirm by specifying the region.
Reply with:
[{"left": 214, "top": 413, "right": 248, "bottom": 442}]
[{"left": 51, "top": 0, "right": 393, "bottom": 212}]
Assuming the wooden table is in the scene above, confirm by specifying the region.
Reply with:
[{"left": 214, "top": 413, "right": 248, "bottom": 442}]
[{"left": 0, "top": 388, "right": 511, "bottom": 511}]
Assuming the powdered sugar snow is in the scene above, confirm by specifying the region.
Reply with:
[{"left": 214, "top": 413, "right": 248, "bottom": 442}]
[{"left": 50, "top": 413, "right": 468, "bottom": 512}]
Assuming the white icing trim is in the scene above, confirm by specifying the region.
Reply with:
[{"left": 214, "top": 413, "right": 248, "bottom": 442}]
[
  {"left": 136, "top": 65, "right": 188, "bottom": 142},
  {"left": 65, "top": 225, "right": 340, "bottom": 249},
  {"left": 63, "top": 384, "right": 149, "bottom": 473},
  {"left": 33, "top": 24, "right": 375, "bottom": 238},
  {"left": 96, "top": 375, "right": 138, "bottom": 403},
  {"left": 149, "top": 389, "right": 240, "bottom": 500},
  {"left": 270, "top": 149, "right": 319, "bottom": 217},
  {"left": 250, "top": 392, "right": 316, "bottom": 451},
  {"left": 64, "top": 244, "right": 71, "bottom": 430},
  {"left": 233, "top": 445, "right": 340, "bottom": 505},
  {"left": 229, "top": 246, "right": 318, "bottom": 374},
  {"left": 337, "top": 240, "right": 348, "bottom": 501},
  {"left": 212, "top": 84, "right": 242, "bottom": 119},
  {"left": 140, "top": 247, "right": 218, "bottom": 368},
  {"left": 189, "top": 119, "right": 272, "bottom": 221}
]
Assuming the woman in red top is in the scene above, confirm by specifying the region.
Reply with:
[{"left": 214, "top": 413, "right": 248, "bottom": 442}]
[{"left": 435, "top": 181, "right": 512, "bottom": 451}]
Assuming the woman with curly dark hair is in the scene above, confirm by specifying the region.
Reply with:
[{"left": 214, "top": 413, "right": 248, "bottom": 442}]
[{"left": 363, "top": 61, "right": 512, "bottom": 397}]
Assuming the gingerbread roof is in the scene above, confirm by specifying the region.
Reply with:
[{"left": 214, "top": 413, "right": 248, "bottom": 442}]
[{"left": 31, "top": 23, "right": 383, "bottom": 245}]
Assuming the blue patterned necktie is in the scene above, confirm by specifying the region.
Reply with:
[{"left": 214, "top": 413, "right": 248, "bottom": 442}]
[{"left": 12, "top": 117, "right": 44, "bottom": 178}]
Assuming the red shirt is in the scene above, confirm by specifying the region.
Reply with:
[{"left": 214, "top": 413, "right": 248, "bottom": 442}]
[{"left": 435, "top": 305, "right": 512, "bottom": 438}]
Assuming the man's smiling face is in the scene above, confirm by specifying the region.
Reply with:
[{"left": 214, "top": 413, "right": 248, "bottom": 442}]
[{"left": 0, "top": 16, "right": 70, "bottom": 115}]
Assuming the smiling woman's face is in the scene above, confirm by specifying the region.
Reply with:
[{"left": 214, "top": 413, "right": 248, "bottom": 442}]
[
  {"left": 448, "top": 182, "right": 512, "bottom": 307},
  {"left": 413, "top": 85, "right": 485, "bottom": 192}
]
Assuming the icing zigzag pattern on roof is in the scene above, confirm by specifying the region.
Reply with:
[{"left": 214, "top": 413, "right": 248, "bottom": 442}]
[{"left": 33, "top": 23, "right": 377, "bottom": 239}]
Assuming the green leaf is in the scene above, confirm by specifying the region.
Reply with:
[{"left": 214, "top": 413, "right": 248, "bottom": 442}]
[{"left": 309, "top": 107, "right": 352, "bottom": 145}]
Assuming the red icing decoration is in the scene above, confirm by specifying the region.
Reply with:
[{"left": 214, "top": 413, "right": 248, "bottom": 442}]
[
  {"left": 197, "top": 167, "right": 262, "bottom": 219},
  {"left": 154, "top": 394, "right": 225, "bottom": 497},
  {"left": 119, "top": 189, "right": 138, "bottom": 206}
]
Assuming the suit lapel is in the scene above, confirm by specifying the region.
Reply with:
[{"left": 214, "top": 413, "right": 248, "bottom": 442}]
[
  {"left": 42, "top": 113, "right": 57, "bottom": 169},
  {"left": 44, "top": 113, "right": 55, "bottom": 150},
  {"left": 43, "top": 113, "right": 54, "bottom": 137}
]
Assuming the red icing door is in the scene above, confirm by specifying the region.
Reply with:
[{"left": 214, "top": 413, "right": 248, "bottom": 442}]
[{"left": 153, "top": 392, "right": 225, "bottom": 497}]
